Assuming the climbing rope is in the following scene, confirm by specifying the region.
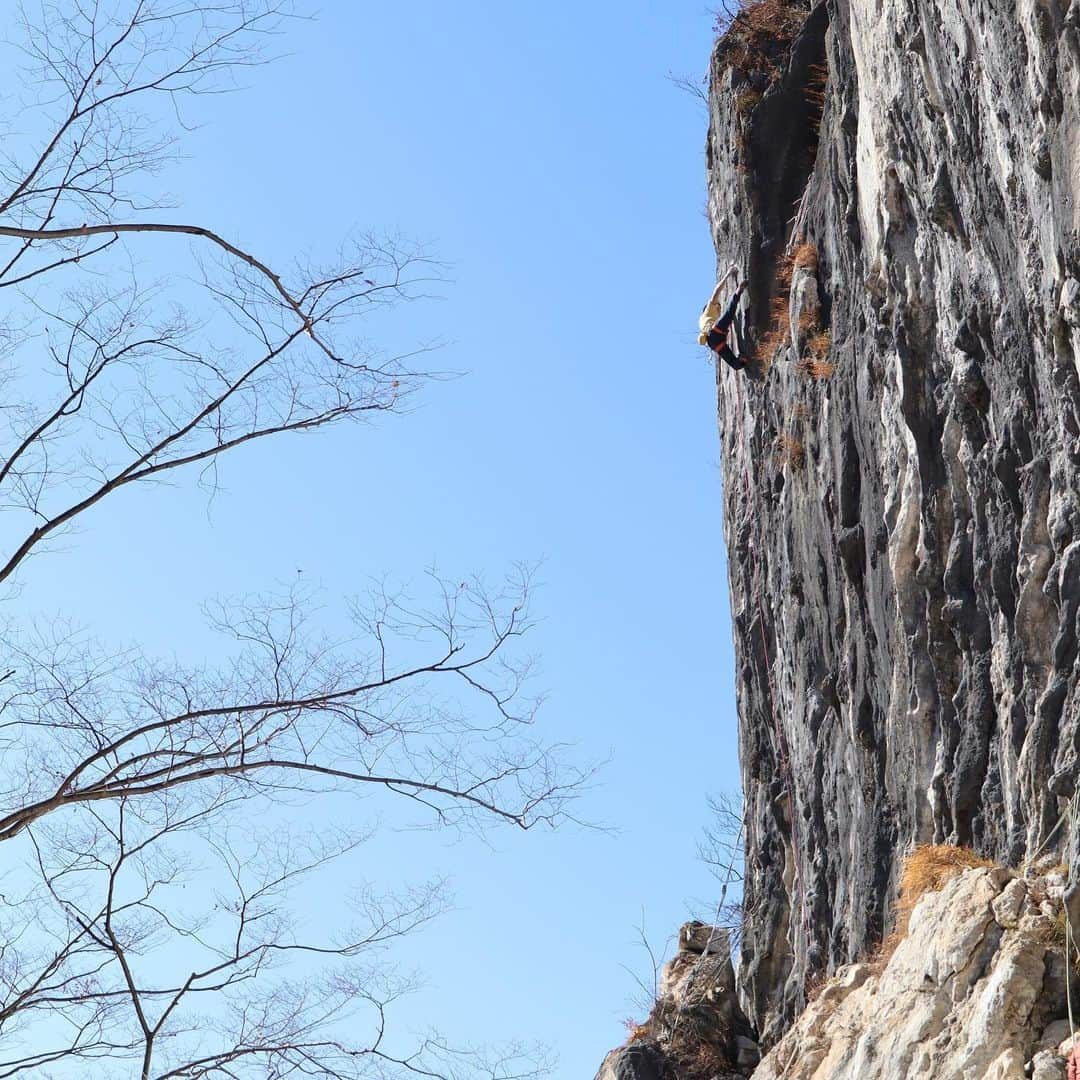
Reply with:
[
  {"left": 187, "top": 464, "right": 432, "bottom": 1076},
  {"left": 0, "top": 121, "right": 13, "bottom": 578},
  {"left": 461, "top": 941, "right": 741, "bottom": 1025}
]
[
  {"left": 731, "top": 370, "right": 811, "bottom": 972},
  {"left": 672, "top": 307, "right": 811, "bottom": 1046}
]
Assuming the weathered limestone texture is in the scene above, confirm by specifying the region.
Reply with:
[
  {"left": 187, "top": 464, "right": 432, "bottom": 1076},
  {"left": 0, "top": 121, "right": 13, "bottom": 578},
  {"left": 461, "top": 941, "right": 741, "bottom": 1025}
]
[
  {"left": 752, "top": 868, "right": 1073, "bottom": 1080},
  {"left": 705, "top": 0, "right": 1080, "bottom": 1042}
]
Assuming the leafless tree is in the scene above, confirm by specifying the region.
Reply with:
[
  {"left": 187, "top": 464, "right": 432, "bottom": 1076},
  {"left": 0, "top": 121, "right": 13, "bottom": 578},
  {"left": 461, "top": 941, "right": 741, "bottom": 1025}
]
[
  {"left": 0, "top": 3, "right": 581, "bottom": 1076},
  {"left": 698, "top": 792, "right": 744, "bottom": 887},
  {"left": 710, "top": 1, "right": 744, "bottom": 36},
  {"left": 666, "top": 70, "right": 709, "bottom": 110},
  {"left": 620, "top": 913, "right": 670, "bottom": 1020},
  {"left": 693, "top": 792, "right": 747, "bottom": 951}
]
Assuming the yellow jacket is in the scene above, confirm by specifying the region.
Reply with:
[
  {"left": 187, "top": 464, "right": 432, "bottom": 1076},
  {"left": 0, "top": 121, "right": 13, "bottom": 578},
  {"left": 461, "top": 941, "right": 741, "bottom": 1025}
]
[{"left": 697, "top": 299, "right": 723, "bottom": 346}]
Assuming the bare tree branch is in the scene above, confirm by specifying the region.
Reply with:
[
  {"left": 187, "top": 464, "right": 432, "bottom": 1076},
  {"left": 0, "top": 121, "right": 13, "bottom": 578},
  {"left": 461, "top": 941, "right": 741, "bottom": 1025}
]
[{"left": 0, "top": 3, "right": 581, "bottom": 1076}]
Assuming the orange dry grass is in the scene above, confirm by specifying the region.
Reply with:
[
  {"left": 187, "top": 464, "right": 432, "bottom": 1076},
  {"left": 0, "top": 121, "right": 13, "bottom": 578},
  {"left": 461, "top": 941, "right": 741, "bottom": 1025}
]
[
  {"left": 796, "top": 330, "right": 833, "bottom": 378},
  {"left": 797, "top": 357, "right": 835, "bottom": 380},
  {"left": 776, "top": 242, "right": 817, "bottom": 290},
  {"left": 896, "top": 845, "right": 995, "bottom": 932},
  {"left": 754, "top": 294, "right": 791, "bottom": 368},
  {"left": 776, "top": 253, "right": 795, "bottom": 289},
  {"left": 718, "top": 0, "right": 810, "bottom": 81},
  {"left": 775, "top": 433, "right": 804, "bottom": 469},
  {"left": 798, "top": 309, "right": 818, "bottom": 333},
  {"left": 805, "top": 63, "right": 828, "bottom": 93},
  {"left": 736, "top": 88, "right": 762, "bottom": 115},
  {"left": 759, "top": 241, "right": 819, "bottom": 369},
  {"left": 769, "top": 293, "right": 790, "bottom": 328},
  {"left": 803, "top": 62, "right": 828, "bottom": 126},
  {"left": 809, "top": 329, "right": 831, "bottom": 359},
  {"left": 755, "top": 327, "right": 789, "bottom": 367},
  {"left": 873, "top": 845, "right": 995, "bottom": 967}
]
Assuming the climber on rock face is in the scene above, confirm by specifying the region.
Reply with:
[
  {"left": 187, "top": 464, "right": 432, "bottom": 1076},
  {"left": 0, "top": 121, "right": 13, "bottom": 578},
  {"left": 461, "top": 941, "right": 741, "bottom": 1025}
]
[{"left": 699, "top": 264, "right": 748, "bottom": 371}]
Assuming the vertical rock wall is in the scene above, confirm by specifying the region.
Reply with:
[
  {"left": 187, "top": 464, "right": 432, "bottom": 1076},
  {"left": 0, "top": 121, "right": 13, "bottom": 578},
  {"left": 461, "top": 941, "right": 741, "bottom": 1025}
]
[{"left": 707, "top": 0, "right": 1080, "bottom": 1040}]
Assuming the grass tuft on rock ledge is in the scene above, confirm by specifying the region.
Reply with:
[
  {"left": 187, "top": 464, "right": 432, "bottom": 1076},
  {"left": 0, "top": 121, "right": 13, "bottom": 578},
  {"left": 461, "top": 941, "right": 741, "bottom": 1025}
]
[
  {"left": 716, "top": 0, "right": 812, "bottom": 82},
  {"left": 872, "top": 844, "right": 996, "bottom": 967}
]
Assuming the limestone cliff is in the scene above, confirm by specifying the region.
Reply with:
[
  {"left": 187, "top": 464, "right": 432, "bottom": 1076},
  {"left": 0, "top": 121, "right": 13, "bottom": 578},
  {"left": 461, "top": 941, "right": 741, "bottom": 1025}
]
[
  {"left": 591, "top": 0, "right": 1080, "bottom": 1072},
  {"left": 705, "top": 0, "right": 1080, "bottom": 1042}
]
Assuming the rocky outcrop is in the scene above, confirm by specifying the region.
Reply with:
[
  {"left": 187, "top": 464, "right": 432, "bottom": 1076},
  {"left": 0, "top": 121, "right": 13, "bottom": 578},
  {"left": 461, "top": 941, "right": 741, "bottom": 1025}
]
[
  {"left": 753, "top": 866, "right": 1074, "bottom": 1080},
  {"left": 593, "top": 923, "right": 759, "bottom": 1080},
  {"left": 594, "top": 1043, "right": 676, "bottom": 1080},
  {"left": 704, "top": 0, "right": 1080, "bottom": 1040},
  {"left": 593, "top": 866, "right": 1080, "bottom": 1080}
]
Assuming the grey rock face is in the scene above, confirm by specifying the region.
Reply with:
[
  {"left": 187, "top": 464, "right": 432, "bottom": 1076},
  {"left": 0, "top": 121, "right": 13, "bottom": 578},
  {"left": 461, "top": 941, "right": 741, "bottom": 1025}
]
[{"left": 704, "top": 0, "right": 1080, "bottom": 1043}]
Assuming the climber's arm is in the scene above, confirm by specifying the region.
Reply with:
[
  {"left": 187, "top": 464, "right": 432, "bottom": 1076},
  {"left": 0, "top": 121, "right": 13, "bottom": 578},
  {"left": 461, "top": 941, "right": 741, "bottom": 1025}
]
[
  {"left": 719, "top": 280, "right": 746, "bottom": 326},
  {"left": 698, "top": 267, "right": 743, "bottom": 344}
]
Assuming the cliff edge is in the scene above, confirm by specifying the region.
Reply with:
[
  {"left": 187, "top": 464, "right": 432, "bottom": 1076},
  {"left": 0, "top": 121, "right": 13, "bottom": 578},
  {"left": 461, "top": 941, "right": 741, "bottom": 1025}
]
[
  {"left": 592, "top": 0, "right": 1080, "bottom": 1072},
  {"left": 706, "top": 0, "right": 1080, "bottom": 1040},
  {"left": 596, "top": 859, "right": 1079, "bottom": 1080}
]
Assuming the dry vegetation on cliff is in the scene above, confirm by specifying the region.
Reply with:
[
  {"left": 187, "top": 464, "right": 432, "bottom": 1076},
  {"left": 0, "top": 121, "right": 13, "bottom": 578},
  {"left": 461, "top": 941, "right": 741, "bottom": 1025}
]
[
  {"left": 715, "top": 0, "right": 812, "bottom": 81},
  {"left": 872, "top": 845, "right": 996, "bottom": 966},
  {"left": 599, "top": 924, "right": 759, "bottom": 1080},
  {"left": 752, "top": 864, "right": 1080, "bottom": 1080},
  {"left": 598, "top": 0, "right": 1080, "bottom": 1068},
  {"left": 754, "top": 242, "right": 833, "bottom": 375}
]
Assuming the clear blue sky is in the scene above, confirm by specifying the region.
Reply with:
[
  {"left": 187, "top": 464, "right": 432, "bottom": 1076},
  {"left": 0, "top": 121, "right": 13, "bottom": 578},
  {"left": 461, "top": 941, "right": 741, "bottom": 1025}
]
[{"left": 9, "top": 3, "right": 741, "bottom": 1076}]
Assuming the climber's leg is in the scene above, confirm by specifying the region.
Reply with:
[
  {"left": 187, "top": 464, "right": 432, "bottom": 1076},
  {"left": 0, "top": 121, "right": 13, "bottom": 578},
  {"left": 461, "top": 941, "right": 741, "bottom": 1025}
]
[
  {"left": 717, "top": 343, "right": 747, "bottom": 372},
  {"left": 706, "top": 280, "right": 748, "bottom": 371},
  {"left": 718, "top": 283, "right": 745, "bottom": 328},
  {"left": 707, "top": 322, "right": 747, "bottom": 371},
  {"left": 707, "top": 318, "right": 734, "bottom": 352}
]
